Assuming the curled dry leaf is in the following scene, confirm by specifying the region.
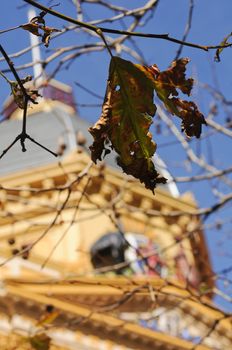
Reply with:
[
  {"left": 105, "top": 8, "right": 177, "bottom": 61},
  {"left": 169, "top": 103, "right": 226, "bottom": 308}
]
[
  {"left": 42, "top": 26, "right": 61, "bottom": 47},
  {"left": 21, "top": 10, "right": 61, "bottom": 47},
  {"left": 10, "top": 75, "right": 41, "bottom": 109},
  {"left": 89, "top": 57, "right": 205, "bottom": 192},
  {"left": 21, "top": 22, "right": 40, "bottom": 37},
  {"left": 89, "top": 57, "right": 167, "bottom": 192}
]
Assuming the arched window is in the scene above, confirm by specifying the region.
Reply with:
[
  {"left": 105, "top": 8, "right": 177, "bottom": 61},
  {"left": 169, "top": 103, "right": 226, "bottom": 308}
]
[{"left": 90, "top": 232, "right": 167, "bottom": 277}]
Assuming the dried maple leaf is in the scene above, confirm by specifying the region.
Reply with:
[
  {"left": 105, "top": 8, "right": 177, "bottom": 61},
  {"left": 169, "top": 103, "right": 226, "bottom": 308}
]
[
  {"left": 89, "top": 57, "right": 167, "bottom": 192},
  {"left": 89, "top": 57, "right": 205, "bottom": 192}
]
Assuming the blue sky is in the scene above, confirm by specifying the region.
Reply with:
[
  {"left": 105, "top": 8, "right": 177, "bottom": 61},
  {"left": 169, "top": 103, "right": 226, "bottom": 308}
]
[{"left": 0, "top": 1, "right": 232, "bottom": 310}]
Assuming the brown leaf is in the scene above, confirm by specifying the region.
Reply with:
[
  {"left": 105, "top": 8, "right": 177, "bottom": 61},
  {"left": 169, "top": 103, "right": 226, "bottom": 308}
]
[
  {"left": 10, "top": 76, "right": 41, "bottom": 109},
  {"left": 148, "top": 58, "right": 206, "bottom": 138},
  {"left": 42, "top": 26, "right": 60, "bottom": 47},
  {"left": 173, "top": 98, "right": 206, "bottom": 138},
  {"left": 89, "top": 57, "right": 205, "bottom": 192},
  {"left": 21, "top": 22, "right": 41, "bottom": 37},
  {"left": 20, "top": 16, "right": 60, "bottom": 47},
  {"left": 89, "top": 57, "right": 167, "bottom": 192},
  {"left": 30, "top": 11, "right": 47, "bottom": 26},
  {"left": 162, "top": 58, "right": 194, "bottom": 95}
]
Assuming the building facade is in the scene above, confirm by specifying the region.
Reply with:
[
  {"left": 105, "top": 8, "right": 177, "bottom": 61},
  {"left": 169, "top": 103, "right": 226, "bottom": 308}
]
[{"left": 0, "top": 81, "right": 231, "bottom": 349}]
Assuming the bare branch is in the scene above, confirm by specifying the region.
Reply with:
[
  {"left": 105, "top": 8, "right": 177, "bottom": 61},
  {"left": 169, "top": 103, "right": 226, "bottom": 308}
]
[{"left": 23, "top": 0, "right": 232, "bottom": 52}]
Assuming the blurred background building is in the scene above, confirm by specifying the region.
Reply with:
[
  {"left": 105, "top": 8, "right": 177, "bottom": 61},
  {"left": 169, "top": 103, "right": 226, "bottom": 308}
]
[{"left": 0, "top": 15, "right": 231, "bottom": 350}]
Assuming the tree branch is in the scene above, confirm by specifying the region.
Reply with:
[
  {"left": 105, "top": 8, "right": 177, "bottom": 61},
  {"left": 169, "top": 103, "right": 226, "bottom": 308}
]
[{"left": 23, "top": 0, "right": 232, "bottom": 52}]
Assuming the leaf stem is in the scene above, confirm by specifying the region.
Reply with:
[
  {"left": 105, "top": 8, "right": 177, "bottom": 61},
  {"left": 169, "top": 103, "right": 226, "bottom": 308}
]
[{"left": 96, "top": 28, "right": 114, "bottom": 58}]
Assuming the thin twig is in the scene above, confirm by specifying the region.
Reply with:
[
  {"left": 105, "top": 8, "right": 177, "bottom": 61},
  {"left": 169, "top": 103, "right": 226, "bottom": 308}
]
[
  {"left": 175, "top": 0, "right": 194, "bottom": 60},
  {"left": 41, "top": 177, "right": 91, "bottom": 268},
  {"left": 0, "top": 70, "right": 12, "bottom": 84},
  {"left": 173, "top": 166, "right": 232, "bottom": 183},
  {"left": 23, "top": 0, "right": 232, "bottom": 52},
  {"left": 0, "top": 25, "right": 21, "bottom": 35},
  {"left": 75, "top": 81, "right": 103, "bottom": 100},
  {"left": 0, "top": 44, "right": 34, "bottom": 103},
  {"left": 0, "top": 44, "right": 58, "bottom": 159}
]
